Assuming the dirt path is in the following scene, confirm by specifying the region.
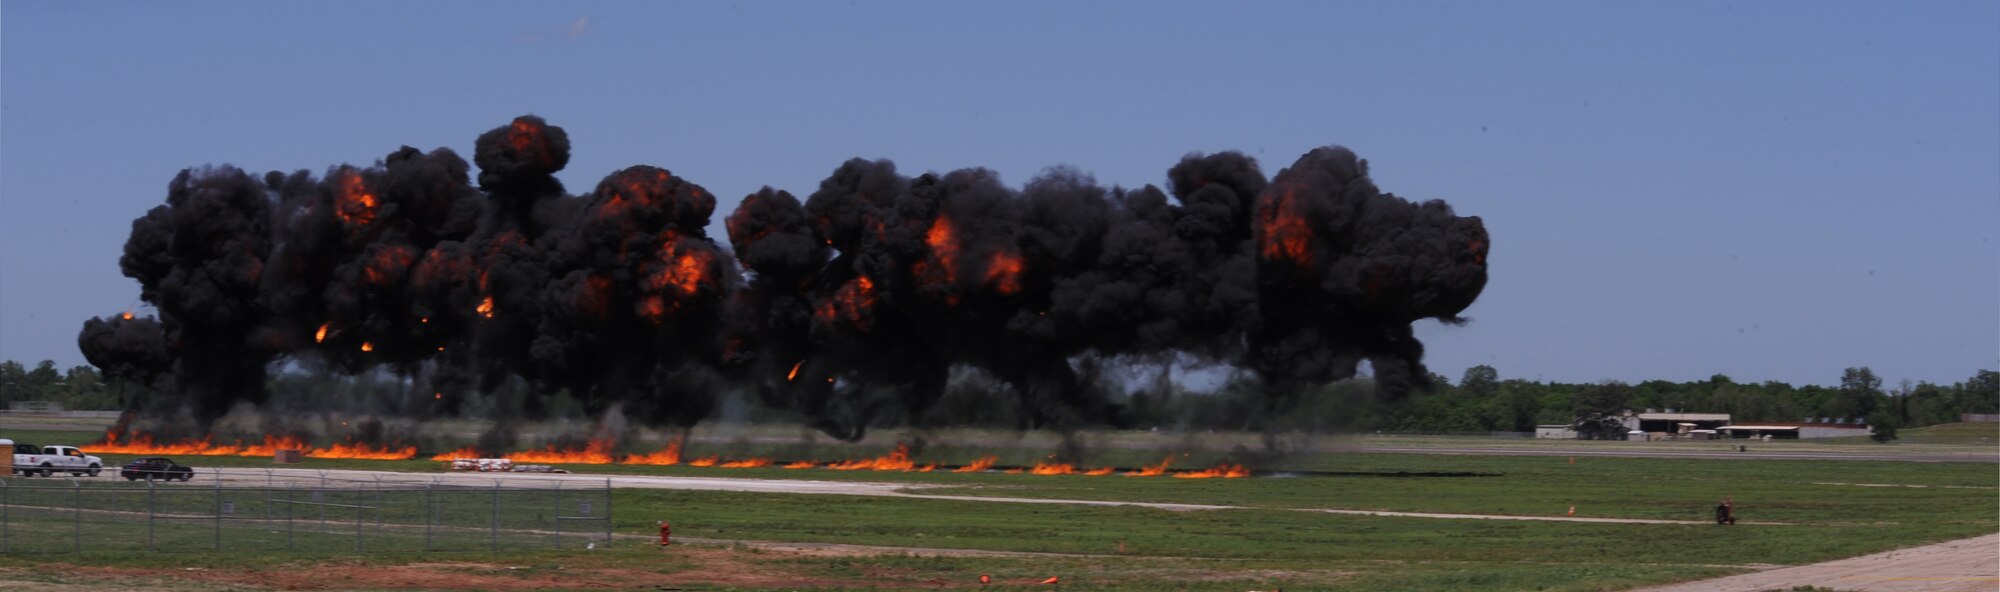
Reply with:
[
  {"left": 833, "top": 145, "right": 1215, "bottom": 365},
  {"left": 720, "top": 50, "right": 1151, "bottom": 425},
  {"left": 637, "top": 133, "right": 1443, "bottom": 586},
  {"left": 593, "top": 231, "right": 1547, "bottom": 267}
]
[{"left": 1632, "top": 533, "right": 2000, "bottom": 592}]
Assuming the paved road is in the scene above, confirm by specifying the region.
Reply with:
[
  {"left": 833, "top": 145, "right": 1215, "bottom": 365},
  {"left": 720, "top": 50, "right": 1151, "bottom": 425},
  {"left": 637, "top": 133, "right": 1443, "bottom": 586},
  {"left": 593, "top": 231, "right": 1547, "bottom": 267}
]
[
  {"left": 1355, "top": 446, "right": 1997, "bottom": 463},
  {"left": 1632, "top": 533, "right": 2000, "bottom": 592}
]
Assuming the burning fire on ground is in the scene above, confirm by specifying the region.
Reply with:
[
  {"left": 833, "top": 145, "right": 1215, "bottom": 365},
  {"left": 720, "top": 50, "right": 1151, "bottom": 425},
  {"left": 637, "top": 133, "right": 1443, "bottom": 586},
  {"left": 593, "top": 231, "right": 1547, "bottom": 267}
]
[
  {"left": 91, "top": 431, "right": 1248, "bottom": 478},
  {"left": 92, "top": 430, "right": 416, "bottom": 460},
  {"left": 428, "top": 439, "right": 1245, "bottom": 478}
]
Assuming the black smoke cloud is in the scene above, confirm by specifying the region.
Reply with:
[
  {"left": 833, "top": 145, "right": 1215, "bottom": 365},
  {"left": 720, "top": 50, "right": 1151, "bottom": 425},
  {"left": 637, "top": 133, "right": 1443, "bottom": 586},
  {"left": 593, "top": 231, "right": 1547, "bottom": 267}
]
[{"left": 79, "top": 117, "right": 1489, "bottom": 439}]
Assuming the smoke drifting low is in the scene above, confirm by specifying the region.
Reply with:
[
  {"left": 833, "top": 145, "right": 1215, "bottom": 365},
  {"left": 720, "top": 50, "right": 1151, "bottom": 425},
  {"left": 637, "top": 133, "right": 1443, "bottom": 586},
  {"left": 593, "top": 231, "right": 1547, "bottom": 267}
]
[{"left": 78, "top": 117, "right": 1488, "bottom": 440}]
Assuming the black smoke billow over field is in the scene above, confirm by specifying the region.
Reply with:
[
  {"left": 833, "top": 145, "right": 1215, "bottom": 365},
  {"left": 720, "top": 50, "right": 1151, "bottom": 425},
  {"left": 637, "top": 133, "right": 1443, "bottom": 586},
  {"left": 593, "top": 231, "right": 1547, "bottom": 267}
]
[{"left": 79, "top": 116, "right": 1488, "bottom": 441}]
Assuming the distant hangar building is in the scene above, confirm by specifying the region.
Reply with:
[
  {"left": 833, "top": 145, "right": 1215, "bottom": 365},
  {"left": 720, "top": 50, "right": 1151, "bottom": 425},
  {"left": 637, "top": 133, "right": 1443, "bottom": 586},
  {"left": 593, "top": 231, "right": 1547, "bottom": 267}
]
[
  {"left": 1624, "top": 411, "right": 1732, "bottom": 436},
  {"left": 1719, "top": 419, "right": 1873, "bottom": 440}
]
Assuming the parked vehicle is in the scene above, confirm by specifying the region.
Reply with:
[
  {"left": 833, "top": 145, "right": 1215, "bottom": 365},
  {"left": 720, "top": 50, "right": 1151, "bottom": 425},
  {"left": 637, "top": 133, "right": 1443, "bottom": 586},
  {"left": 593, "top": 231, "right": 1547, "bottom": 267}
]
[
  {"left": 12, "top": 443, "right": 103, "bottom": 477},
  {"left": 120, "top": 457, "right": 194, "bottom": 481}
]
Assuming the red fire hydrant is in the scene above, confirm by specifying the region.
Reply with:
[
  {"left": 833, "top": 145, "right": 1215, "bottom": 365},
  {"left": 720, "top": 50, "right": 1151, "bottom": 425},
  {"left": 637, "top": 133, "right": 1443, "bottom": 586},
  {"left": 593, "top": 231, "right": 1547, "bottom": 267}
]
[{"left": 658, "top": 520, "right": 671, "bottom": 546}]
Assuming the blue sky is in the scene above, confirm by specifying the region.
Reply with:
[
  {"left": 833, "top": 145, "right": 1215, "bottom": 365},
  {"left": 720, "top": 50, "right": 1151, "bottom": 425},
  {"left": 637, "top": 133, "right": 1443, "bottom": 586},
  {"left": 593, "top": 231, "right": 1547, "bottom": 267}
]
[{"left": 3, "top": 1, "right": 1994, "bottom": 388}]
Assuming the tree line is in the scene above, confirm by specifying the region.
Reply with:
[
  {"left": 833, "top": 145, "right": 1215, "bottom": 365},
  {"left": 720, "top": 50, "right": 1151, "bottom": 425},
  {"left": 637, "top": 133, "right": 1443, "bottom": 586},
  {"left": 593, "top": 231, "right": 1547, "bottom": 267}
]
[
  {"left": 3, "top": 357, "right": 1993, "bottom": 443},
  {"left": 0, "top": 360, "right": 120, "bottom": 411},
  {"left": 1114, "top": 366, "right": 1996, "bottom": 439}
]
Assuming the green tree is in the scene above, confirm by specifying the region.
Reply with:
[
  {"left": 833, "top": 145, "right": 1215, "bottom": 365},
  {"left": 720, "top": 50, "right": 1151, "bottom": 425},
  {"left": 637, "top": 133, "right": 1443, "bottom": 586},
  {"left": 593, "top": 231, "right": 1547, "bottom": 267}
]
[
  {"left": 1833, "top": 367, "right": 1885, "bottom": 420},
  {"left": 22, "top": 360, "right": 61, "bottom": 403},
  {"left": 1459, "top": 365, "right": 1498, "bottom": 398},
  {"left": 1965, "top": 369, "right": 1999, "bottom": 414},
  {"left": 1867, "top": 411, "right": 1900, "bottom": 443},
  {"left": 0, "top": 360, "right": 24, "bottom": 405},
  {"left": 1571, "top": 381, "right": 1636, "bottom": 440},
  {"left": 62, "top": 366, "right": 113, "bottom": 410}
]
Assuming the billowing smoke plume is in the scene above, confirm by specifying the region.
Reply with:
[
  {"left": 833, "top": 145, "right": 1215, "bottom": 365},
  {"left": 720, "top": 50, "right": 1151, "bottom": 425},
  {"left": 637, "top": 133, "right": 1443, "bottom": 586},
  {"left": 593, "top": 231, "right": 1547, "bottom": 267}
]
[{"left": 78, "top": 116, "right": 1489, "bottom": 439}]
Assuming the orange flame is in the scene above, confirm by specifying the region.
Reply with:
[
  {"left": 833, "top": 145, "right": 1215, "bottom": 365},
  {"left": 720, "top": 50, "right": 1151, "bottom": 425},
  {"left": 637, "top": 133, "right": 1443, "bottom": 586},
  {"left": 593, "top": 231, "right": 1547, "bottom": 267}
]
[
  {"left": 787, "top": 361, "right": 803, "bottom": 381},
  {"left": 477, "top": 296, "right": 495, "bottom": 318},
  {"left": 783, "top": 460, "right": 817, "bottom": 469},
  {"left": 985, "top": 250, "right": 1024, "bottom": 295},
  {"left": 647, "top": 233, "right": 716, "bottom": 298},
  {"left": 121, "top": 311, "right": 134, "bottom": 321},
  {"left": 913, "top": 215, "right": 963, "bottom": 292},
  {"left": 92, "top": 431, "right": 414, "bottom": 460},
  {"left": 507, "top": 118, "right": 552, "bottom": 167},
  {"left": 311, "top": 440, "right": 418, "bottom": 460},
  {"left": 926, "top": 216, "right": 960, "bottom": 281},
  {"left": 1030, "top": 461, "right": 1077, "bottom": 476},
  {"left": 1083, "top": 466, "right": 1115, "bottom": 476},
  {"left": 505, "top": 438, "right": 616, "bottom": 464},
  {"left": 1126, "top": 456, "right": 1173, "bottom": 477},
  {"left": 639, "top": 296, "right": 667, "bottom": 322},
  {"left": 1257, "top": 187, "right": 1313, "bottom": 267},
  {"left": 1173, "top": 463, "right": 1250, "bottom": 479},
  {"left": 620, "top": 437, "right": 684, "bottom": 466},
  {"left": 430, "top": 445, "right": 481, "bottom": 461},
  {"left": 334, "top": 171, "right": 379, "bottom": 228},
  {"left": 814, "top": 275, "right": 877, "bottom": 330},
  {"left": 360, "top": 342, "right": 374, "bottom": 352},
  {"left": 362, "top": 245, "right": 416, "bottom": 286},
  {"left": 314, "top": 323, "right": 329, "bottom": 343},
  {"left": 828, "top": 443, "right": 917, "bottom": 471},
  {"left": 953, "top": 456, "right": 998, "bottom": 473},
  {"left": 688, "top": 456, "right": 719, "bottom": 467}
]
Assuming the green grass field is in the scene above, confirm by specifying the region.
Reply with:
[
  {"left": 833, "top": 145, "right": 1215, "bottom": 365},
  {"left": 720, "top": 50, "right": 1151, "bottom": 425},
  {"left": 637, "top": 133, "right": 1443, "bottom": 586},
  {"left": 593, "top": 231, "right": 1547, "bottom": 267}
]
[{"left": 0, "top": 424, "right": 1991, "bottom": 590}]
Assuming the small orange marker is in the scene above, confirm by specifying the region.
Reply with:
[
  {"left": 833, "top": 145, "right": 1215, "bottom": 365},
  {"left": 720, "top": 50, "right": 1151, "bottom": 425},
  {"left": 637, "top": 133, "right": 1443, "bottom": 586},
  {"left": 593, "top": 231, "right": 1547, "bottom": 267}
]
[
  {"left": 979, "top": 574, "right": 991, "bottom": 585},
  {"left": 1567, "top": 505, "right": 1576, "bottom": 516},
  {"left": 1568, "top": 456, "right": 1574, "bottom": 464},
  {"left": 1041, "top": 576, "right": 1060, "bottom": 585}
]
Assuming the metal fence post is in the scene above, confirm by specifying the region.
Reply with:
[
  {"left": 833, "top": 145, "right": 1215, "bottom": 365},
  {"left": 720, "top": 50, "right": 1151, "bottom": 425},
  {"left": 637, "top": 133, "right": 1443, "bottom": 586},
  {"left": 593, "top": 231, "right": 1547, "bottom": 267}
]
[
  {"left": 490, "top": 481, "right": 500, "bottom": 553},
  {"left": 146, "top": 479, "right": 156, "bottom": 551},
  {"left": 212, "top": 470, "right": 222, "bottom": 552},
  {"left": 71, "top": 480, "right": 81, "bottom": 554},
  {"left": 354, "top": 497, "right": 364, "bottom": 553},
  {"left": 423, "top": 482, "right": 433, "bottom": 552},
  {"left": 372, "top": 474, "right": 384, "bottom": 550}
]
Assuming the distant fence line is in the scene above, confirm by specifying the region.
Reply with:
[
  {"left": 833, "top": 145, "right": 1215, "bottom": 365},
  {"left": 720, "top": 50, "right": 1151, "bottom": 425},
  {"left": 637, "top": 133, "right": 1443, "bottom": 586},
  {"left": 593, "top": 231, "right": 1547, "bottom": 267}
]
[
  {"left": 1961, "top": 413, "right": 1999, "bottom": 423},
  {"left": 0, "top": 469, "right": 611, "bottom": 554}
]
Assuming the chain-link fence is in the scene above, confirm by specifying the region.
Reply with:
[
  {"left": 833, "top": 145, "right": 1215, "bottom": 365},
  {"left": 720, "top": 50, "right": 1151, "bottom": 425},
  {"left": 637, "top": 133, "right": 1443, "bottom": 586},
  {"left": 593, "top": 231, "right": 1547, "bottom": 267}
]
[{"left": 0, "top": 468, "right": 612, "bottom": 554}]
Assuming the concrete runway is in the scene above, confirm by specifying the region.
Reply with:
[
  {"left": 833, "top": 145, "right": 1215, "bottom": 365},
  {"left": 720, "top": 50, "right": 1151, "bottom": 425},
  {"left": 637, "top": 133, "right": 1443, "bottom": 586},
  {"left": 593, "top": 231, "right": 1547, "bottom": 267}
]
[
  {"left": 1353, "top": 446, "right": 1997, "bottom": 463},
  {"left": 194, "top": 467, "right": 1761, "bottom": 525},
  {"left": 1632, "top": 533, "right": 2000, "bottom": 592}
]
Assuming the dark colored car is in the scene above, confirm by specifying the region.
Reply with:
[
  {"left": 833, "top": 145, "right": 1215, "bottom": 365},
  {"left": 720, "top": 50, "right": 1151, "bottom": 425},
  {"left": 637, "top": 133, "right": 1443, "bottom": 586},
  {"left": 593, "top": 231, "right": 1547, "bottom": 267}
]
[{"left": 120, "top": 457, "right": 194, "bottom": 481}]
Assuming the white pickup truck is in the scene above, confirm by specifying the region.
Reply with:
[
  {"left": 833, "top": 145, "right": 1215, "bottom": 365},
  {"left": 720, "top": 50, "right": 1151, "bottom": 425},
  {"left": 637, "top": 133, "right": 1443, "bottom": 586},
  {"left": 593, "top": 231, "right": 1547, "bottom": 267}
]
[{"left": 9, "top": 442, "right": 103, "bottom": 477}]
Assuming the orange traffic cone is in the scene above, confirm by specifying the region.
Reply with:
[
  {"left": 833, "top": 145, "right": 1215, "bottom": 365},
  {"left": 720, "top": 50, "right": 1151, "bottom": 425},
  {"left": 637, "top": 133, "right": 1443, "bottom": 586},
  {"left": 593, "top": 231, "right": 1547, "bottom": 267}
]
[
  {"left": 1567, "top": 505, "right": 1576, "bottom": 516},
  {"left": 979, "top": 574, "right": 991, "bottom": 585},
  {"left": 1041, "top": 576, "right": 1060, "bottom": 585}
]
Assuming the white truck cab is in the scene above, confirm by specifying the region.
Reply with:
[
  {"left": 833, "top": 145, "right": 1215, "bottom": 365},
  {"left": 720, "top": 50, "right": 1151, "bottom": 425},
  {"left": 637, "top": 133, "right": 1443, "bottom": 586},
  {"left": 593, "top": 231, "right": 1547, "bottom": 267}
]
[{"left": 10, "top": 442, "right": 103, "bottom": 478}]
